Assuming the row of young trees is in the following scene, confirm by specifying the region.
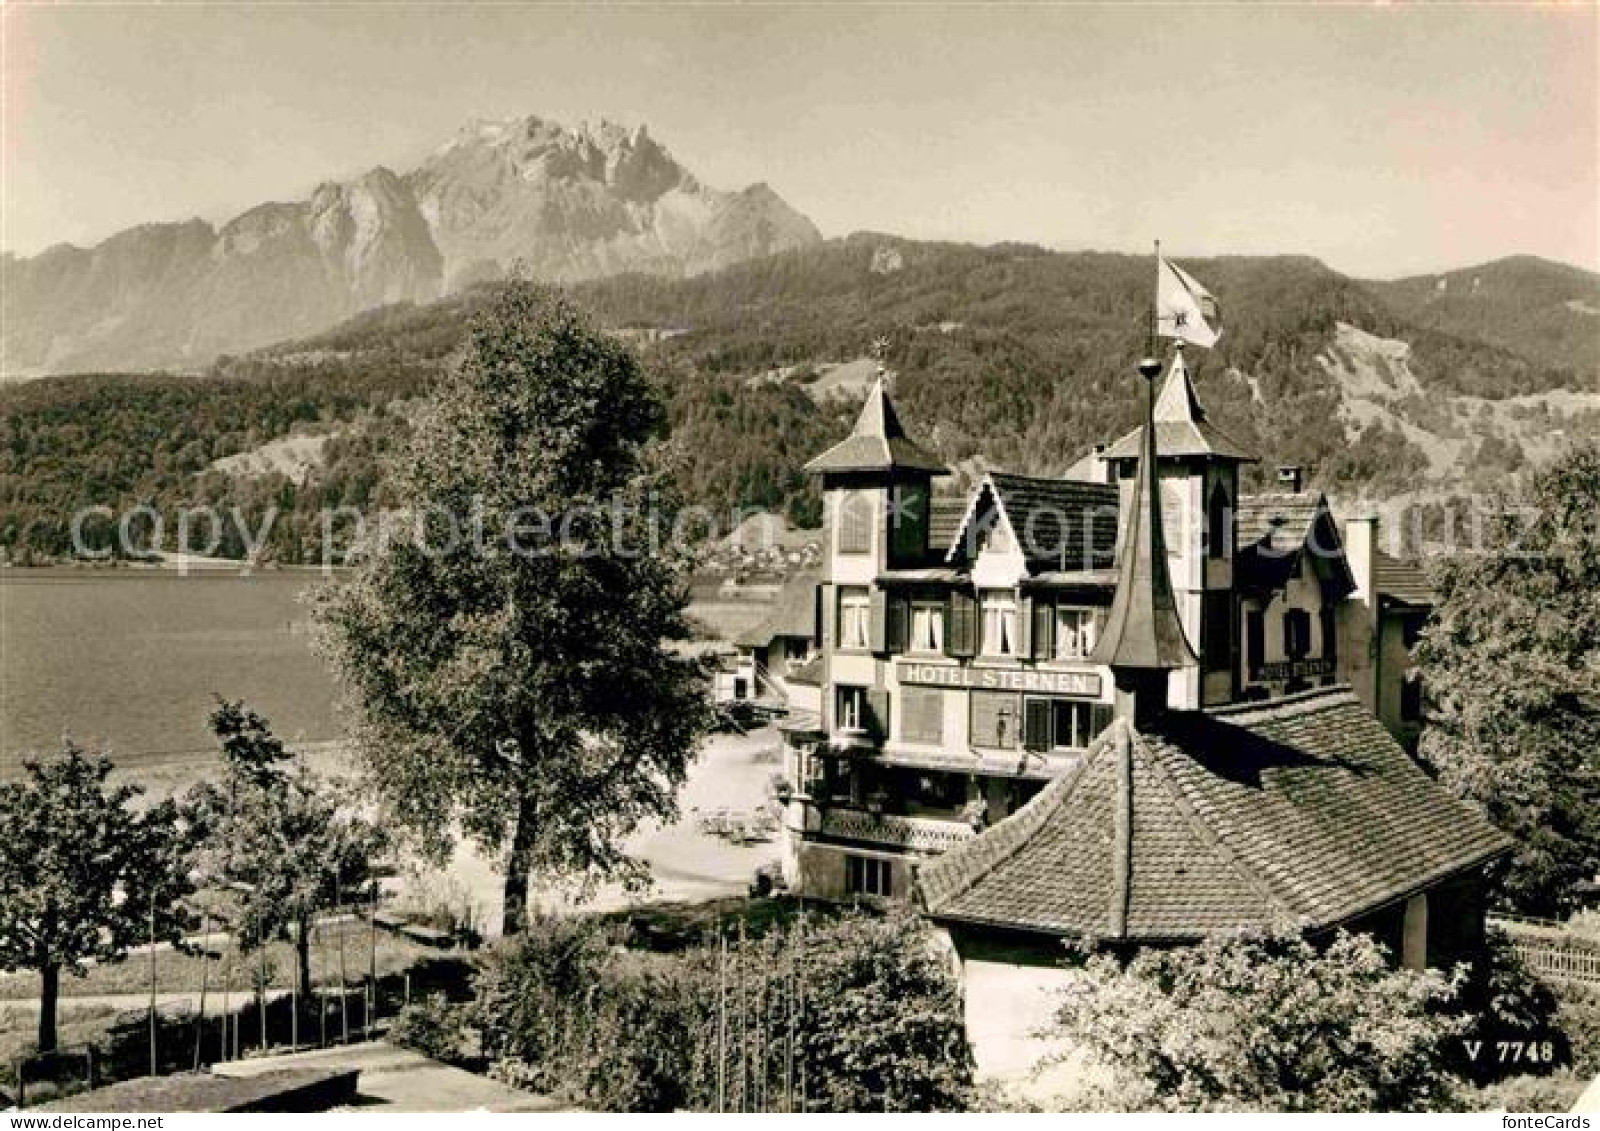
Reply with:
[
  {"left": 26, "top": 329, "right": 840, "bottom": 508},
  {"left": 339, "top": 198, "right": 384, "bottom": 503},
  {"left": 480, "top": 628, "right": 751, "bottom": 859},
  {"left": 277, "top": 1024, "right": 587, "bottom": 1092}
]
[{"left": 0, "top": 701, "right": 384, "bottom": 1056}]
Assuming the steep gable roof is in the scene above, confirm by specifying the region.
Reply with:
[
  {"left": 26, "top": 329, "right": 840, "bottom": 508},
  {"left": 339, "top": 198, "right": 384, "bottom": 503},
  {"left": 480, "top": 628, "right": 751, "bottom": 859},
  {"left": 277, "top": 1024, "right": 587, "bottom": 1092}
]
[
  {"left": 919, "top": 687, "right": 1513, "bottom": 941},
  {"left": 1235, "top": 491, "right": 1356, "bottom": 597},
  {"left": 943, "top": 472, "right": 1118, "bottom": 573},
  {"left": 804, "top": 376, "right": 947, "bottom": 476}
]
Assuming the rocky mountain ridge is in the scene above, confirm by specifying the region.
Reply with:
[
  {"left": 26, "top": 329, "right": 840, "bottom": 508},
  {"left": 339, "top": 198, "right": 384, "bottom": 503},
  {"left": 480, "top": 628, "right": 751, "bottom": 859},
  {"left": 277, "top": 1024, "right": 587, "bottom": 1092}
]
[{"left": 2, "top": 115, "right": 820, "bottom": 375}]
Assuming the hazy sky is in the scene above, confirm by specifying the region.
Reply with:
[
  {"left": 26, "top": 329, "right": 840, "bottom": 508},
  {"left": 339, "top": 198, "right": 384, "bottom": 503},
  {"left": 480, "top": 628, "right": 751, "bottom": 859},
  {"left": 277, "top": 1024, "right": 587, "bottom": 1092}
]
[{"left": 3, "top": 2, "right": 1596, "bottom": 278}]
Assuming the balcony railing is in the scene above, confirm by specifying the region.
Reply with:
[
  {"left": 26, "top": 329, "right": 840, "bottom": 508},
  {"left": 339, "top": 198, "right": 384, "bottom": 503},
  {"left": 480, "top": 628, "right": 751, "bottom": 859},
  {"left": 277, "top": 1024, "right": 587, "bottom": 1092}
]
[{"left": 818, "top": 808, "right": 977, "bottom": 854}]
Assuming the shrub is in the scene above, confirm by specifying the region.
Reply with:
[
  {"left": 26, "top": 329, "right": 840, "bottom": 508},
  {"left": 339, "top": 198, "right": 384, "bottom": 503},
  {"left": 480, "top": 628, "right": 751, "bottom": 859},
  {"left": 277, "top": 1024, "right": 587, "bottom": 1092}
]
[
  {"left": 389, "top": 992, "right": 473, "bottom": 1064},
  {"left": 473, "top": 908, "right": 972, "bottom": 1112},
  {"left": 1047, "top": 930, "right": 1470, "bottom": 1113}
]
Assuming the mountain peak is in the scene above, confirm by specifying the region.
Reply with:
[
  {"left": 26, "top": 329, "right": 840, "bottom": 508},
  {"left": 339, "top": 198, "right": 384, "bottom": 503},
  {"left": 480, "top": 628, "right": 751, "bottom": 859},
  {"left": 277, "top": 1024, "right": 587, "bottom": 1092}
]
[{"left": 2, "top": 113, "right": 821, "bottom": 374}]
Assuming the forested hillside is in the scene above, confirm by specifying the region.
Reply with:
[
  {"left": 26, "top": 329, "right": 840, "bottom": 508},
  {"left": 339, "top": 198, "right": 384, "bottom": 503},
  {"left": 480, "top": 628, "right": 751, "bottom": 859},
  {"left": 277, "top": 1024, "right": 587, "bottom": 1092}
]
[{"left": 4, "top": 236, "right": 1595, "bottom": 563}]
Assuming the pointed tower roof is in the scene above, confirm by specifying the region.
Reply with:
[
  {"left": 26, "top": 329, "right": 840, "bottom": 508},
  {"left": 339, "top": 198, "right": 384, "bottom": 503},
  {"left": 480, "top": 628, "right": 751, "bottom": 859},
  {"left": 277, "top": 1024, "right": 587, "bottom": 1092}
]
[
  {"left": 1101, "top": 348, "right": 1256, "bottom": 463},
  {"left": 1090, "top": 358, "right": 1197, "bottom": 672},
  {"left": 803, "top": 375, "right": 948, "bottom": 476}
]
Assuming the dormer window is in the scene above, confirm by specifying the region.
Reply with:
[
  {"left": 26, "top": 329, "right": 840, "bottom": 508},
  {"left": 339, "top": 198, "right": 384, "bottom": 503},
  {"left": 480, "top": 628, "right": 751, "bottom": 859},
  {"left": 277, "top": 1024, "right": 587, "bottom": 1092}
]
[
  {"left": 1054, "top": 606, "right": 1097, "bottom": 661},
  {"left": 980, "top": 590, "right": 1018, "bottom": 657}
]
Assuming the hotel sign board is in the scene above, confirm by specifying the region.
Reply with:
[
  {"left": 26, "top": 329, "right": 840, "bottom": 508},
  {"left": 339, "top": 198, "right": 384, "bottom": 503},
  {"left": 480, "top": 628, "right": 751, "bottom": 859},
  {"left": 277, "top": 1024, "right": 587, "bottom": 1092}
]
[
  {"left": 1256, "top": 658, "right": 1335, "bottom": 682},
  {"left": 895, "top": 661, "right": 1101, "bottom": 698}
]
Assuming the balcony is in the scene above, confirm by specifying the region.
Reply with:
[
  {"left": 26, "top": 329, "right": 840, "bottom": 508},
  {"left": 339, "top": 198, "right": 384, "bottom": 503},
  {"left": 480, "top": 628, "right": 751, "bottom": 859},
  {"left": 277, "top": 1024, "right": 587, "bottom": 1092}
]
[{"left": 818, "top": 807, "right": 977, "bottom": 854}]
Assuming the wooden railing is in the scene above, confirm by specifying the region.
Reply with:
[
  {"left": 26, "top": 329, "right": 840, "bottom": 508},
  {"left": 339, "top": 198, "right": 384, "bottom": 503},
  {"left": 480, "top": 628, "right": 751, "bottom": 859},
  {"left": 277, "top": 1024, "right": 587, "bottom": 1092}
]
[
  {"left": 819, "top": 809, "right": 976, "bottom": 854},
  {"left": 1506, "top": 942, "right": 1600, "bottom": 987},
  {"left": 1490, "top": 916, "right": 1600, "bottom": 987}
]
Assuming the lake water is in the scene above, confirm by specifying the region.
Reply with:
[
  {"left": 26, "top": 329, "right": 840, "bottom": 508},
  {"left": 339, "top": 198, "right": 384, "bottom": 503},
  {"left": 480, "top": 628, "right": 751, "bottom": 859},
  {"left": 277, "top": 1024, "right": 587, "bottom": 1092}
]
[
  {"left": 0, "top": 569, "right": 769, "bottom": 782},
  {"left": 0, "top": 568, "right": 342, "bottom": 775}
]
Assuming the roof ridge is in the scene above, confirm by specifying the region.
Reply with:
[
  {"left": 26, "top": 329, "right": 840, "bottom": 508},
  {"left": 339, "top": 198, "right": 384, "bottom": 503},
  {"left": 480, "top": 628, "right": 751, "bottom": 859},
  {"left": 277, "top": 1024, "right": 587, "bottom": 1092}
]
[
  {"left": 1135, "top": 725, "right": 1302, "bottom": 927},
  {"left": 1207, "top": 684, "right": 1358, "bottom": 721}
]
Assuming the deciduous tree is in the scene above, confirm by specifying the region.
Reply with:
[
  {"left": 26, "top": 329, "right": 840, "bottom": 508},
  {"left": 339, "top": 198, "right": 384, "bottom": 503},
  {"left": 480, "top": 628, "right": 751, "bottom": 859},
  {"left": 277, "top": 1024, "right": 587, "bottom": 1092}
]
[
  {"left": 313, "top": 283, "right": 709, "bottom": 934},
  {"left": 186, "top": 702, "right": 384, "bottom": 1007},
  {"left": 1417, "top": 443, "right": 1600, "bottom": 916},
  {"left": 0, "top": 744, "right": 193, "bottom": 1052}
]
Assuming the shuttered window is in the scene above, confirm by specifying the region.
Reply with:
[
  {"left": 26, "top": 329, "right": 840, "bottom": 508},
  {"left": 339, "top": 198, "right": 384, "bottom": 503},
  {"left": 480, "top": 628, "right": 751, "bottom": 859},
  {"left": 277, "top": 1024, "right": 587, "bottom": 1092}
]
[
  {"left": 980, "top": 590, "right": 1019, "bottom": 656},
  {"left": 970, "top": 691, "right": 1020, "bottom": 749},
  {"left": 909, "top": 601, "right": 944, "bottom": 653},
  {"left": 1284, "top": 608, "right": 1312, "bottom": 659},
  {"left": 947, "top": 590, "right": 978, "bottom": 658},
  {"left": 900, "top": 687, "right": 944, "bottom": 744},
  {"left": 890, "top": 481, "right": 927, "bottom": 561},
  {"left": 1246, "top": 608, "right": 1265, "bottom": 678},
  {"left": 838, "top": 587, "right": 871, "bottom": 650},
  {"left": 1022, "top": 697, "right": 1110, "bottom": 750},
  {"left": 1203, "top": 591, "right": 1233, "bottom": 673}
]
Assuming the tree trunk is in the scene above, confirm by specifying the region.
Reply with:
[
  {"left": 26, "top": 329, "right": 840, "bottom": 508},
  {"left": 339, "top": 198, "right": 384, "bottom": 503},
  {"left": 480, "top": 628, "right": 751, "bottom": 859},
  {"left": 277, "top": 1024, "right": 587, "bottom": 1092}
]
[
  {"left": 38, "top": 962, "right": 60, "bottom": 1053},
  {"left": 297, "top": 919, "right": 313, "bottom": 1020},
  {"left": 501, "top": 791, "right": 539, "bottom": 936}
]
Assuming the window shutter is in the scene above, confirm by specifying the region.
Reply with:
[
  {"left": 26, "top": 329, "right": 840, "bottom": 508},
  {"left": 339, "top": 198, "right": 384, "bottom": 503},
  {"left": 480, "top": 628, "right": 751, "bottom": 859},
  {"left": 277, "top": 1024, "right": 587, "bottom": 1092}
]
[
  {"left": 1017, "top": 596, "right": 1033, "bottom": 658},
  {"left": 868, "top": 589, "right": 887, "bottom": 653},
  {"left": 1033, "top": 598, "right": 1055, "bottom": 660},
  {"left": 886, "top": 593, "right": 909, "bottom": 654},
  {"left": 947, "top": 590, "right": 978, "bottom": 658},
  {"left": 901, "top": 688, "right": 943, "bottom": 744},
  {"left": 1090, "top": 703, "right": 1113, "bottom": 739},
  {"left": 1023, "top": 698, "right": 1052, "bottom": 751},
  {"left": 820, "top": 584, "right": 834, "bottom": 648},
  {"left": 812, "top": 582, "right": 824, "bottom": 646},
  {"left": 969, "top": 692, "right": 1018, "bottom": 748},
  {"left": 865, "top": 689, "right": 890, "bottom": 739}
]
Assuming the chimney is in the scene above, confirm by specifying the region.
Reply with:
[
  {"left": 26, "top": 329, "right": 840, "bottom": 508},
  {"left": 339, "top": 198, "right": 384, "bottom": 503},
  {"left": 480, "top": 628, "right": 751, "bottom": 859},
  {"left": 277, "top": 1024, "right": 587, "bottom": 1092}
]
[
  {"left": 1277, "top": 465, "right": 1304, "bottom": 492},
  {"left": 1342, "top": 512, "right": 1381, "bottom": 713}
]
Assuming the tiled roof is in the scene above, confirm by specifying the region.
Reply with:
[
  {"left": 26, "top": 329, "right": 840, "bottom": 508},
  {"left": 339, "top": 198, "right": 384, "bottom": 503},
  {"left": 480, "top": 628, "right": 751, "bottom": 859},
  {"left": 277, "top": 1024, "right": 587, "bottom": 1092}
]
[
  {"left": 804, "top": 377, "right": 947, "bottom": 476},
  {"left": 1101, "top": 419, "right": 1257, "bottom": 463},
  {"left": 928, "top": 495, "right": 968, "bottom": 551},
  {"left": 1236, "top": 491, "right": 1321, "bottom": 548},
  {"left": 1373, "top": 550, "right": 1435, "bottom": 607},
  {"left": 946, "top": 472, "right": 1119, "bottom": 573},
  {"left": 1102, "top": 351, "right": 1256, "bottom": 463},
  {"left": 919, "top": 687, "right": 1513, "bottom": 941},
  {"left": 734, "top": 571, "right": 819, "bottom": 648},
  {"left": 1235, "top": 492, "right": 1354, "bottom": 597}
]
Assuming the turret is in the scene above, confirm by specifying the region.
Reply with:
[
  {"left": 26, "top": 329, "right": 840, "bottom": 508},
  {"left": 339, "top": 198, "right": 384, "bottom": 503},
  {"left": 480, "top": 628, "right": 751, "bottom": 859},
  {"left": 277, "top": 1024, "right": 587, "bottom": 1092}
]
[
  {"left": 1091, "top": 354, "right": 1197, "bottom": 727},
  {"left": 1100, "top": 345, "right": 1255, "bottom": 706},
  {"left": 804, "top": 371, "right": 948, "bottom": 579}
]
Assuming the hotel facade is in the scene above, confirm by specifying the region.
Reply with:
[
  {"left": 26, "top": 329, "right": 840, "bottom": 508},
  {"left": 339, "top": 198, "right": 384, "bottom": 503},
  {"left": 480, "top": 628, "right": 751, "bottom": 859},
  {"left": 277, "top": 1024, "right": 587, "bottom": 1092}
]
[{"left": 774, "top": 347, "right": 1508, "bottom": 967}]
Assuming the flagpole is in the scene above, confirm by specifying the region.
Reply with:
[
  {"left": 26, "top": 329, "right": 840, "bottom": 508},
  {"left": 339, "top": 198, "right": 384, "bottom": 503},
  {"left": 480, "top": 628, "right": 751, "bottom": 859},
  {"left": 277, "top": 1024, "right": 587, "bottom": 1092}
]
[{"left": 1145, "top": 238, "right": 1161, "bottom": 367}]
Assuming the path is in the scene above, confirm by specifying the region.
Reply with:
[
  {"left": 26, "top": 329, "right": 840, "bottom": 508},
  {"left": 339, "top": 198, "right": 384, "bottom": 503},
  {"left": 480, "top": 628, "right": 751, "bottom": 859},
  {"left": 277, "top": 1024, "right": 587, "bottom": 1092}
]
[{"left": 211, "top": 1040, "right": 561, "bottom": 1112}]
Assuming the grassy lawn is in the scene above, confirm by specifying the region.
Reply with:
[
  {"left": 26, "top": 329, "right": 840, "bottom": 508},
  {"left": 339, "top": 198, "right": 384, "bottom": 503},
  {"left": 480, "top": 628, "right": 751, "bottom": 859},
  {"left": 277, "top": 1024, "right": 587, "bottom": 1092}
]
[{"left": 0, "top": 920, "right": 435, "bottom": 1003}]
